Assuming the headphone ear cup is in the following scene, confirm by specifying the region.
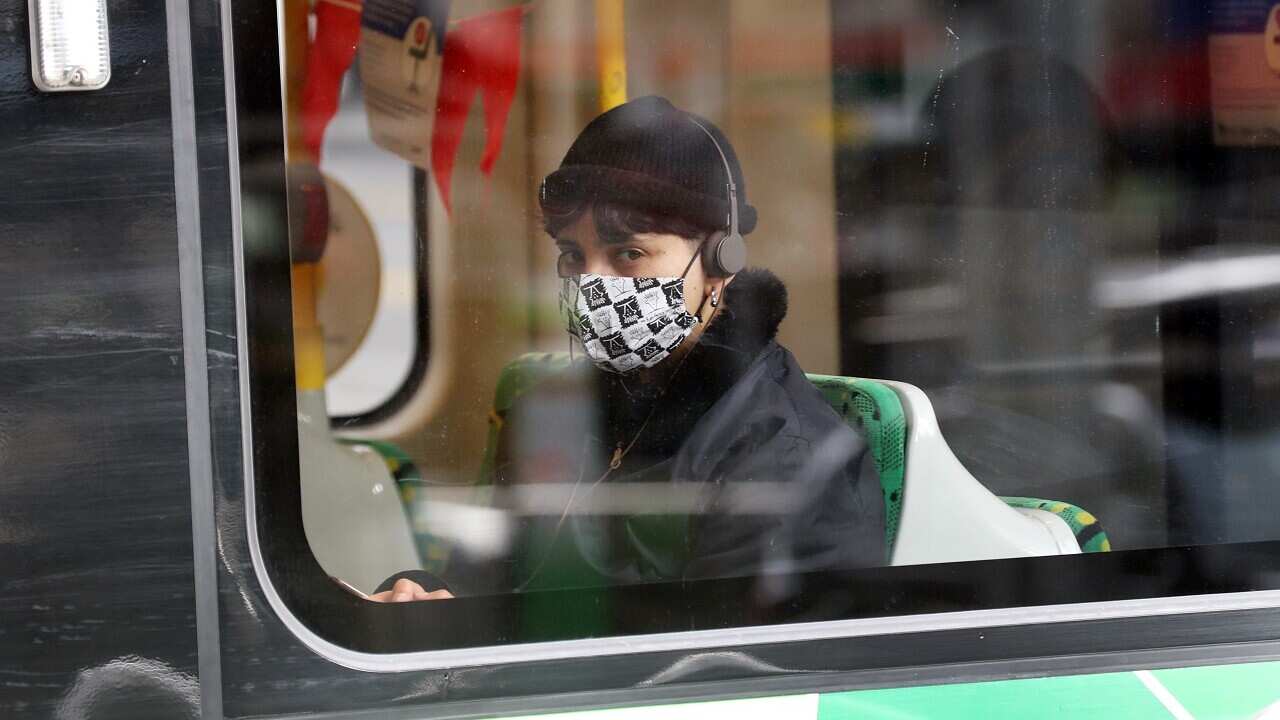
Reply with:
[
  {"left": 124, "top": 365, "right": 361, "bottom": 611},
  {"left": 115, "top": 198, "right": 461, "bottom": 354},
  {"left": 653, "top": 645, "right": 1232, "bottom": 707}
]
[
  {"left": 701, "top": 232, "right": 725, "bottom": 277},
  {"left": 713, "top": 232, "right": 747, "bottom": 276}
]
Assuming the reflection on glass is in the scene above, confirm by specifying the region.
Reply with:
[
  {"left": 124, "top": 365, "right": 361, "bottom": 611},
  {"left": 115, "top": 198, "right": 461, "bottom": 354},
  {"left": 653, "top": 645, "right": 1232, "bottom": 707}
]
[
  {"left": 275, "top": 1, "right": 1280, "bottom": 606},
  {"left": 319, "top": 70, "right": 418, "bottom": 417}
]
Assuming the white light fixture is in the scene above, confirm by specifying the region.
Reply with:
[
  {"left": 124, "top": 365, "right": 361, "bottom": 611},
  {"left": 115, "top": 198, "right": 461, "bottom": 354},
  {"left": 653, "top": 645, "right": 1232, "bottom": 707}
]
[{"left": 28, "top": 0, "right": 111, "bottom": 92}]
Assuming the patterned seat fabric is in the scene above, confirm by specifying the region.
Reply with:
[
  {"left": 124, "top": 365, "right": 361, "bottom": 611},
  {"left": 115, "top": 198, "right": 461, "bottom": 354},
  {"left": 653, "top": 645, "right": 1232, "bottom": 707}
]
[
  {"left": 999, "top": 496, "right": 1112, "bottom": 552},
  {"left": 806, "top": 374, "right": 907, "bottom": 562}
]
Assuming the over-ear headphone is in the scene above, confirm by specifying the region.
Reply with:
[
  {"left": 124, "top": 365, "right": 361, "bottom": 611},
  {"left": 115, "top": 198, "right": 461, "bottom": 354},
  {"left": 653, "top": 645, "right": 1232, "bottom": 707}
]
[{"left": 687, "top": 118, "right": 747, "bottom": 277}]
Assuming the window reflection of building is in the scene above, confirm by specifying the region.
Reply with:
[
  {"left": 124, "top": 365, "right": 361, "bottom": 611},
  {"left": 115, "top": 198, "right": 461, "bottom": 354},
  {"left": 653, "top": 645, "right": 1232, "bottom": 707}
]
[{"left": 836, "top": 2, "right": 1280, "bottom": 551}]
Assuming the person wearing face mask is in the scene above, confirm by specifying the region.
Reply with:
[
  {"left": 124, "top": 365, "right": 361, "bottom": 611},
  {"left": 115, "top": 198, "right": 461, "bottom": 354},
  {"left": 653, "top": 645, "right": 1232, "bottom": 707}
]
[{"left": 372, "top": 95, "right": 883, "bottom": 603}]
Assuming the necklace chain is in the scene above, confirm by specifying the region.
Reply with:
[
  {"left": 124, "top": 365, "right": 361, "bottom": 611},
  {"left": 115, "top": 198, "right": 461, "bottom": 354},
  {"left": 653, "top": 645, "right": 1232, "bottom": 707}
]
[{"left": 515, "top": 299, "right": 723, "bottom": 591}]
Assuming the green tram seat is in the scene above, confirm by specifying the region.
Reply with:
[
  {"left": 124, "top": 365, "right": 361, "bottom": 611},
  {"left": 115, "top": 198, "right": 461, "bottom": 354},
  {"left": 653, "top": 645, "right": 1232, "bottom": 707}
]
[
  {"left": 807, "top": 375, "right": 907, "bottom": 560},
  {"left": 385, "top": 352, "right": 1109, "bottom": 576},
  {"left": 479, "top": 352, "right": 574, "bottom": 488},
  {"left": 818, "top": 375, "right": 1110, "bottom": 563}
]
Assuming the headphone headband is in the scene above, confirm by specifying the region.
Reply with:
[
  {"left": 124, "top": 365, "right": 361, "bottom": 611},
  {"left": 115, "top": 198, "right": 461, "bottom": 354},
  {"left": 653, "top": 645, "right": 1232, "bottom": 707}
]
[{"left": 686, "top": 117, "right": 746, "bottom": 276}]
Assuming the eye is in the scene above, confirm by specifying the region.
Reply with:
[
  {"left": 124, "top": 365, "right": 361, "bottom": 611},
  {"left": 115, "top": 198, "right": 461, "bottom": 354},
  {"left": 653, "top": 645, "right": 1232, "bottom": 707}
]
[
  {"left": 556, "top": 249, "right": 584, "bottom": 276},
  {"left": 615, "top": 248, "right": 646, "bottom": 264}
]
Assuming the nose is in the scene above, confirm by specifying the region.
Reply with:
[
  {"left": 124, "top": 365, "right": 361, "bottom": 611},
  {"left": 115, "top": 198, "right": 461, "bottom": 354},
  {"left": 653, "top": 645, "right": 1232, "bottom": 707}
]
[{"left": 582, "top": 251, "right": 615, "bottom": 277}]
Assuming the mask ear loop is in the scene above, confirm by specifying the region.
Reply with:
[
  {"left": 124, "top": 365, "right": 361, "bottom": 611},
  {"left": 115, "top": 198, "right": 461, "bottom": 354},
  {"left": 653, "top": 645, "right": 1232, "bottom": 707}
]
[
  {"left": 682, "top": 239, "right": 716, "bottom": 322},
  {"left": 680, "top": 241, "right": 705, "bottom": 280}
]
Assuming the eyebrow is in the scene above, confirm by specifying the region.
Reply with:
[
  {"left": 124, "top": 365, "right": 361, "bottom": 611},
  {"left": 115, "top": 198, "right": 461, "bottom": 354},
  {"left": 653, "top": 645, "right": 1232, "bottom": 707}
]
[
  {"left": 555, "top": 234, "right": 659, "bottom": 248},
  {"left": 601, "top": 233, "right": 662, "bottom": 246},
  {"left": 596, "top": 234, "right": 633, "bottom": 246}
]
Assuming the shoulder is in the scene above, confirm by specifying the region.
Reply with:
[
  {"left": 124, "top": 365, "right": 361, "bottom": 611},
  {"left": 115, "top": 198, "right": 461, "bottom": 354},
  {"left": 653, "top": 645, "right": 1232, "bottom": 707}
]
[
  {"left": 685, "top": 342, "right": 868, "bottom": 461},
  {"left": 754, "top": 342, "right": 864, "bottom": 439}
]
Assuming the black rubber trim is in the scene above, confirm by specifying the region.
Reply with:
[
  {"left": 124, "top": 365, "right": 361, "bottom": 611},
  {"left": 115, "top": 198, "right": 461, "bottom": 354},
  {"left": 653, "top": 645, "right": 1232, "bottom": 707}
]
[{"left": 331, "top": 167, "right": 431, "bottom": 429}]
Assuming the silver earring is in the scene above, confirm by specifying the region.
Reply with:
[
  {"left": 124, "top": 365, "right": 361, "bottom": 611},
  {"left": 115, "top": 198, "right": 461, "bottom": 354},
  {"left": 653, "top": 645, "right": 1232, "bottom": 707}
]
[{"left": 709, "top": 288, "right": 719, "bottom": 308}]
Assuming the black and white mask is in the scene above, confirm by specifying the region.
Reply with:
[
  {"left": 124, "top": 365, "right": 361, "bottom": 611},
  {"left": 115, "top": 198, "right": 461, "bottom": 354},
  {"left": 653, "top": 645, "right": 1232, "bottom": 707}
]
[{"left": 561, "top": 274, "right": 700, "bottom": 374}]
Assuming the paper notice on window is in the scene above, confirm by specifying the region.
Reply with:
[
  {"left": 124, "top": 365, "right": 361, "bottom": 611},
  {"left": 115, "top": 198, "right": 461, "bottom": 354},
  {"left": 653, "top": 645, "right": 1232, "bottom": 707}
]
[
  {"left": 1209, "top": 0, "right": 1280, "bottom": 145},
  {"left": 359, "top": 0, "right": 451, "bottom": 168}
]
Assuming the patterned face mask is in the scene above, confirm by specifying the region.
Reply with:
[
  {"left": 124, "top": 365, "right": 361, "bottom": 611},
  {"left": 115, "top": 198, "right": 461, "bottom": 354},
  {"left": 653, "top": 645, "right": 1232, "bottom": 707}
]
[{"left": 561, "top": 274, "right": 700, "bottom": 374}]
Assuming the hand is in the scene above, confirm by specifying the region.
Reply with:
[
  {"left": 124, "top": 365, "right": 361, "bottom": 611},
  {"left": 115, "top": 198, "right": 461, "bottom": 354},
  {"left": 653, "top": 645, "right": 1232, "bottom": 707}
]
[{"left": 367, "top": 577, "right": 455, "bottom": 603}]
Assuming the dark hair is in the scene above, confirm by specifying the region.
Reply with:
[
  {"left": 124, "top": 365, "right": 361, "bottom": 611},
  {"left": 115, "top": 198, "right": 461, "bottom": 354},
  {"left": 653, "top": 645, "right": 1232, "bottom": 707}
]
[{"left": 540, "top": 196, "right": 715, "bottom": 245}]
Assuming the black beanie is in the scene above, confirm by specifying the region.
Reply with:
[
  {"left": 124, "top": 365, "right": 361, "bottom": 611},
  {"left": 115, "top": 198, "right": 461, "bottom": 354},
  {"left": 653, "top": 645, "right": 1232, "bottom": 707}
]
[{"left": 539, "top": 95, "right": 758, "bottom": 235}]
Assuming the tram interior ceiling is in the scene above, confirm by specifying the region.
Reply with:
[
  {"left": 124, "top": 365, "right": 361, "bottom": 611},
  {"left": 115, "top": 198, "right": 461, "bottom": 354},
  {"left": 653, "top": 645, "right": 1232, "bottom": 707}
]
[{"left": 7, "top": 0, "right": 1280, "bottom": 718}]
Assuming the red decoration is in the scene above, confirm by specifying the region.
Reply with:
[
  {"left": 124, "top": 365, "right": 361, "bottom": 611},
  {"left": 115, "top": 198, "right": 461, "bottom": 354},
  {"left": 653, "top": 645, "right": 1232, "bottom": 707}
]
[
  {"left": 430, "top": 6, "right": 524, "bottom": 213},
  {"left": 301, "top": 0, "right": 364, "bottom": 160}
]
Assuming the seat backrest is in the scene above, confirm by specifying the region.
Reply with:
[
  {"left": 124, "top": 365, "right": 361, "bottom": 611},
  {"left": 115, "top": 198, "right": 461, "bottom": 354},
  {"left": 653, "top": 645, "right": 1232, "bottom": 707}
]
[
  {"left": 479, "top": 352, "right": 574, "bottom": 486},
  {"left": 338, "top": 437, "right": 465, "bottom": 576},
  {"left": 806, "top": 375, "right": 907, "bottom": 559},
  {"left": 477, "top": 353, "right": 1105, "bottom": 566},
  {"left": 480, "top": 356, "right": 908, "bottom": 555},
  {"left": 296, "top": 391, "right": 422, "bottom": 593},
  {"left": 808, "top": 376, "right": 1112, "bottom": 560},
  {"left": 876, "top": 379, "right": 1083, "bottom": 564}
]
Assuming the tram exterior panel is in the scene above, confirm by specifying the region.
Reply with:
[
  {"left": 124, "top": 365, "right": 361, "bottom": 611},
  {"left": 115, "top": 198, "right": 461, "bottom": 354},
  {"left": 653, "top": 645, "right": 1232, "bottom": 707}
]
[{"left": 4, "top": 1, "right": 1280, "bottom": 718}]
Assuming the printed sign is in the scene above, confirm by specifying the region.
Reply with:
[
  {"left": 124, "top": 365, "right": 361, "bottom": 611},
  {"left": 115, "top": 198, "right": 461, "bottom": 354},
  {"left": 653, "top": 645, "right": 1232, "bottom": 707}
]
[
  {"left": 1209, "top": 0, "right": 1280, "bottom": 145},
  {"left": 360, "top": 0, "right": 451, "bottom": 167}
]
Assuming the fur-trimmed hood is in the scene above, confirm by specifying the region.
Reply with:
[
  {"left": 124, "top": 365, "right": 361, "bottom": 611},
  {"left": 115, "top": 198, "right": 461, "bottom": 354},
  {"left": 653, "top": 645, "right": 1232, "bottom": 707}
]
[
  {"left": 699, "top": 267, "right": 789, "bottom": 358},
  {"left": 596, "top": 267, "right": 792, "bottom": 452}
]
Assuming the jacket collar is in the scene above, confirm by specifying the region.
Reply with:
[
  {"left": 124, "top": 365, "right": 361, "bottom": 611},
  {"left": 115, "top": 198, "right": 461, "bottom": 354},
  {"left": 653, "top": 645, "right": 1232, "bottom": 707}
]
[
  {"left": 597, "top": 268, "right": 790, "bottom": 451},
  {"left": 697, "top": 267, "right": 789, "bottom": 358}
]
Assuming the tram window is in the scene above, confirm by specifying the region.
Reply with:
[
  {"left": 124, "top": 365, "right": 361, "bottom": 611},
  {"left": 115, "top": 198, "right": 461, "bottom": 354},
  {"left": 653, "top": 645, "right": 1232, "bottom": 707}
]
[{"left": 242, "top": 0, "right": 1280, "bottom": 663}]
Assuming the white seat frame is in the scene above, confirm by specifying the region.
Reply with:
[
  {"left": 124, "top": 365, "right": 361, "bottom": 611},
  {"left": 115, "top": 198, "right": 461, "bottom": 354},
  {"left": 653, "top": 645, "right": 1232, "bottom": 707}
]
[{"left": 879, "top": 380, "right": 1082, "bottom": 566}]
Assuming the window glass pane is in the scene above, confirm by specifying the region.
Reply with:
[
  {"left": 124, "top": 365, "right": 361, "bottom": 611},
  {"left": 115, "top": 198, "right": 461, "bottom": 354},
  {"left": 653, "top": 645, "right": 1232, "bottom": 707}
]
[
  {"left": 262, "top": 0, "right": 1280, "bottom": 654},
  {"left": 832, "top": 0, "right": 1280, "bottom": 551}
]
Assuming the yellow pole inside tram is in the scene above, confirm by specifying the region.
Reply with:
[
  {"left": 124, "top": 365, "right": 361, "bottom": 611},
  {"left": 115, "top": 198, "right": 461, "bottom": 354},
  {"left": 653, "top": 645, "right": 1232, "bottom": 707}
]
[
  {"left": 282, "top": 0, "right": 309, "bottom": 162},
  {"left": 290, "top": 264, "right": 328, "bottom": 392},
  {"left": 594, "top": 0, "right": 627, "bottom": 111},
  {"left": 282, "top": 0, "right": 327, "bottom": 392}
]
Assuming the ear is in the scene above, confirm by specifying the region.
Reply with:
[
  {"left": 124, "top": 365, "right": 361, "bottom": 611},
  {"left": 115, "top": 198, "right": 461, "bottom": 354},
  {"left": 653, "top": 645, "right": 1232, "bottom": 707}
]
[{"left": 704, "top": 272, "right": 735, "bottom": 296}]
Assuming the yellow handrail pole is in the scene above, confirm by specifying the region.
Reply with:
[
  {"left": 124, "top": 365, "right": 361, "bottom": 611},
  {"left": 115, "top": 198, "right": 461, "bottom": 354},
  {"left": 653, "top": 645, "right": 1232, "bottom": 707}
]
[
  {"left": 594, "top": 0, "right": 627, "bottom": 112},
  {"left": 282, "top": 0, "right": 311, "bottom": 163},
  {"left": 282, "top": 0, "right": 327, "bottom": 391}
]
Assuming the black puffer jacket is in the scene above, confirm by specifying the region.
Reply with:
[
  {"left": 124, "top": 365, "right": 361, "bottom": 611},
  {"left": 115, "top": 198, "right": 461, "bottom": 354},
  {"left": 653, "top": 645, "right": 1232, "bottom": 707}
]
[{"left": 409, "top": 268, "right": 884, "bottom": 596}]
